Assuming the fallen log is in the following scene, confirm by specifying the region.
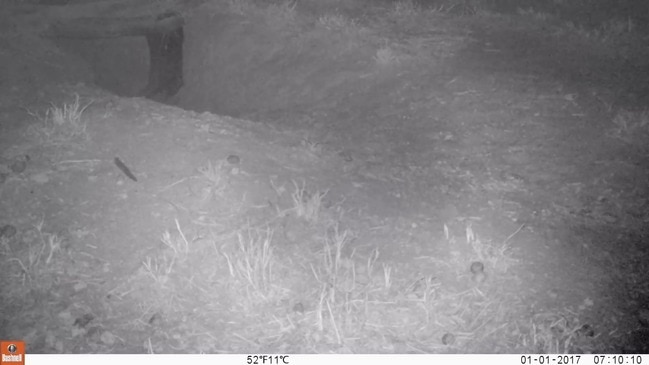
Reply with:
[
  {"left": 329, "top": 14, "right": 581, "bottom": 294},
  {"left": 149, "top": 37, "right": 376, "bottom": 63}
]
[
  {"left": 42, "top": 10, "right": 185, "bottom": 100},
  {"left": 44, "top": 11, "right": 184, "bottom": 39}
]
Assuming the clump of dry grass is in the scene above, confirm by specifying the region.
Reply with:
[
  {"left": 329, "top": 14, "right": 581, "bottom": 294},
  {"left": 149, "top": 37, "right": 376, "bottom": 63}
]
[
  {"left": 224, "top": 0, "right": 299, "bottom": 30},
  {"left": 291, "top": 180, "right": 327, "bottom": 223},
  {"left": 562, "top": 17, "right": 635, "bottom": 42},
  {"left": 141, "top": 219, "right": 190, "bottom": 285},
  {"left": 517, "top": 7, "right": 554, "bottom": 22},
  {"left": 390, "top": 0, "right": 419, "bottom": 17},
  {"left": 390, "top": 0, "right": 483, "bottom": 17},
  {"left": 521, "top": 312, "right": 596, "bottom": 353},
  {"left": 197, "top": 160, "right": 228, "bottom": 206},
  {"left": 6, "top": 218, "right": 64, "bottom": 286},
  {"left": 374, "top": 44, "right": 401, "bottom": 66},
  {"left": 223, "top": 227, "right": 276, "bottom": 301},
  {"left": 227, "top": 0, "right": 256, "bottom": 15},
  {"left": 607, "top": 109, "right": 649, "bottom": 145},
  {"left": 464, "top": 221, "right": 520, "bottom": 275},
  {"left": 261, "top": 0, "right": 298, "bottom": 30},
  {"left": 300, "top": 137, "right": 325, "bottom": 157},
  {"left": 445, "top": 0, "right": 480, "bottom": 15},
  {"left": 0, "top": 217, "right": 70, "bottom": 346},
  {"left": 317, "top": 14, "right": 353, "bottom": 31},
  {"left": 310, "top": 224, "right": 356, "bottom": 344},
  {"left": 27, "top": 93, "right": 92, "bottom": 144}
]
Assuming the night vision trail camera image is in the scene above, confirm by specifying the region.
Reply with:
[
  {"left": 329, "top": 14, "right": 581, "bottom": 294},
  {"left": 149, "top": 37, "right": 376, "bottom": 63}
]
[{"left": 0, "top": 0, "right": 648, "bottom": 355}]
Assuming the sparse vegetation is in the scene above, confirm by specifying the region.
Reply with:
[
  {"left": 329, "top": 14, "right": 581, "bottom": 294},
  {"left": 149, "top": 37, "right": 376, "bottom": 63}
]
[
  {"left": 291, "top": 180, "right": 327, "bottom": 223},
  {"left": 607, "top": 109, "right": 649, "bottom": 144},
  {"left": 374, "top": 44, "right": 400, "bottom": 66},
  {"left": 197, "top": 160, "right": 228, "bottom": 202},
  {"left": 390, "top": 0, "right": 419, "bottom": 17},
  {"left": 524, "top": 311, "right": 596, "bottom": 353},
  {"left": 2, "top": 0, "right": 648, "bottom": 355},
  {"left": 223, "top": 227, "right": 276, "bottom": 301},
  {"left": 26, "top": 93, "right": 92, "bottom": 144},
  {"left": 317, "top": 14, "right": 352, "bottom": 31},
  {"left": 263, "top": 0, "right": 298, "bottom": 29}
]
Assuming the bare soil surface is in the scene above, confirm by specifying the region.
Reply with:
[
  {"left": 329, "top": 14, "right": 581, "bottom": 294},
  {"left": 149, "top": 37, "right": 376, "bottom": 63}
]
[{"left": 1, "top": 0, "right": 648, "bottom": 354}]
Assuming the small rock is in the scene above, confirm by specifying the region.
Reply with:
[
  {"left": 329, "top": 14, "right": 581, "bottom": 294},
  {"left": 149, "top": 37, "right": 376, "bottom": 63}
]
[
  {"left": 74, "top": 313, "right": 94, "bottom": 328},
  {"left": 226, "top": 154, "right": 240, "bottom": 165},
  {"left": 0, "top": 224, "right": 17, "bottom": 239},
  {"left": 10, "top": 159, "right": 27, "bottom": 174},
  {"left": 148, "top": 312, "right": 162, "bottom": 326},
  {"left": 292, "top": 302, "right": 304, "bottom": 314},
  {"left": 470, "top": 261, "right": 484, "bottom": 274},
  {"left": 577, "top": 324, "right": 595, "bottom": 337},
  {"left": 442, "top": 332, "right": 456, "bottom": 346},
  {"left": 100, "top": 331, "right": 116, "bottom": 346}
]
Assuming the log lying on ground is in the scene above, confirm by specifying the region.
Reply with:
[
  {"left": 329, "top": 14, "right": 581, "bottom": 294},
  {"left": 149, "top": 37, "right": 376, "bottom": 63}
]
[
  {"left": 42, "top": 10, "right": 186, "bottom": 100},
  {"left": 44, "top": 11, "right": 184, "bottom": 39}
]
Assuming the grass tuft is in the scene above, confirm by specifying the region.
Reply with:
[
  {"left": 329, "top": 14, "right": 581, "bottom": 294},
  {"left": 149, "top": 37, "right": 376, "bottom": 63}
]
[
  {"left": 27, "top": 93, "right": 92, "bottom": 144},
  {"left": 291, "top": 180, "right": 327, "bottom": 223},
  {"left": 223, "top": 227, "right": 276, "bottom": 301}
]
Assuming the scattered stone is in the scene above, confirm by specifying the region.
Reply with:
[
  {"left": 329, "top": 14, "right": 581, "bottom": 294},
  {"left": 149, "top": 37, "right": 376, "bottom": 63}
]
[
  {"left": 470, "top": 261, "right": 484, "bottom": 274},
  {"left": 576, "top": 324, "right": 595, "bottom": 337},
  {"left": 10, "top": 159, "right": 27, "bottom": 174},
  {"left": 442, "top": 332, "right": 456, "bottom": 346},
  {"left": 100, "top": 331, "right": 116, "bottom": 346},
  {"left": 74, "top": 313, "right": 94, "bottom": 328},
  {"left": 226, "top": 154, "right": 240, "bottom": 165},
  {"left": 0, "top": 224, "right": 17, "bottom": 239},
  {"left": 292, "top": 302, "right": 304, "bottom": 314},
  {"left": 148, "top": 312, "right": 162, "bottom": 326}
]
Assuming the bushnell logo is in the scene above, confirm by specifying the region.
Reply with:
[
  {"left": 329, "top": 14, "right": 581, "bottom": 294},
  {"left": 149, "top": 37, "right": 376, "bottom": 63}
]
[{"left": 0, "top": 341, "right": 24, "bottom": 365}]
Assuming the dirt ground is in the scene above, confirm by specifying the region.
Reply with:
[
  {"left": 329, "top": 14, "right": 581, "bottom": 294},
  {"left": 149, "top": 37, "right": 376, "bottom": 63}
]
[{"left": 1, "top": 0, "right": 649, "bottom": 354}]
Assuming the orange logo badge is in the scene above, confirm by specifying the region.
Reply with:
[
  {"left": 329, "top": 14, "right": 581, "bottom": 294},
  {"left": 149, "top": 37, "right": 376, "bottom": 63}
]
[{"left": 0, "top": 341, "right": 25, "bottom": 365}]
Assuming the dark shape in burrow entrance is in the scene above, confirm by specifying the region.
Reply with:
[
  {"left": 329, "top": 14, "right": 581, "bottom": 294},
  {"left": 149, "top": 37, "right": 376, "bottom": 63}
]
[{"left": 141, "top": 12, "right": 185, "bottom": 101}]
